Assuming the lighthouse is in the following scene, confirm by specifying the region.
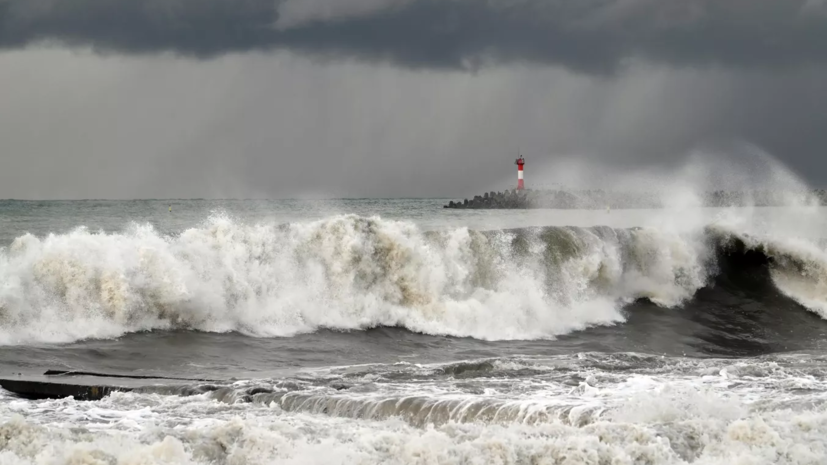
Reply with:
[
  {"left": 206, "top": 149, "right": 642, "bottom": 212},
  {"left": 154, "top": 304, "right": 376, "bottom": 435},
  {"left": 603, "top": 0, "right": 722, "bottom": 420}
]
[{"left": 515, "top": 156, "right": 525, "bottom": 190}]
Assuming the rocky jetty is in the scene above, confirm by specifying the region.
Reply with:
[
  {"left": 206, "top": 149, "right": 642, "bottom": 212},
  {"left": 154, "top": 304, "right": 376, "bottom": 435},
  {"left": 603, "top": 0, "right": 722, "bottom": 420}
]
[
  {"left": 444, "top": 190, "right": 531, "bottom": 209},
  {"left": 444, "top": 188, "right": 827, "bottom": 209}
]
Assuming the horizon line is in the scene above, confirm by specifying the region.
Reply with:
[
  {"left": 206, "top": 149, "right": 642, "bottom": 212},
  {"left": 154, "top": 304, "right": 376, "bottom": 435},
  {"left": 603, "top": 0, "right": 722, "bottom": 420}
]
[{"left": 4, "top": 187, "right": 827, "bottom": 203}]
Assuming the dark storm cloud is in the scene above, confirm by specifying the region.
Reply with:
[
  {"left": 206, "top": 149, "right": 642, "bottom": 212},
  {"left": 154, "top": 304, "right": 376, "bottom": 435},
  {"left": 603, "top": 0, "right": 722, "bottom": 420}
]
[{"left": 2, "top": 0, "right": 827, "bottom": 73}]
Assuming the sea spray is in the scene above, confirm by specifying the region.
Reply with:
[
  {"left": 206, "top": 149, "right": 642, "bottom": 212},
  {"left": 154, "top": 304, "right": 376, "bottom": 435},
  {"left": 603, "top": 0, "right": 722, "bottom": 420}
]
[{"left": 0, "top": 213, "right": 726, "bottom": 345}]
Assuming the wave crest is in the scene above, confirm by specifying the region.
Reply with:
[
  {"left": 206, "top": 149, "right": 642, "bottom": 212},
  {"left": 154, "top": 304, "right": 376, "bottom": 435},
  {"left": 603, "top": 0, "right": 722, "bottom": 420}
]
[{"left": 1, "top": 213, "right": 823, "bottom": 345}]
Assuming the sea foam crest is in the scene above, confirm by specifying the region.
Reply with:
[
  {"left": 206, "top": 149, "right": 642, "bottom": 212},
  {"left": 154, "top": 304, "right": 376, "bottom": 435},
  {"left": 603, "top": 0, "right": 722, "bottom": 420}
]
[{"left": 0, "top": 214, "right": 723, "bottom": 344}]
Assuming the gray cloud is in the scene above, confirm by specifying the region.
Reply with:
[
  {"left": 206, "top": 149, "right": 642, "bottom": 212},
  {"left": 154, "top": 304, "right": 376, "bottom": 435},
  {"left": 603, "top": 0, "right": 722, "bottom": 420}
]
[
  {"left": 1, "top": 50, "right": 827, "bottom": 200},
  {"left": 1, "top": 0, "right": 826, "bottom": 73}
]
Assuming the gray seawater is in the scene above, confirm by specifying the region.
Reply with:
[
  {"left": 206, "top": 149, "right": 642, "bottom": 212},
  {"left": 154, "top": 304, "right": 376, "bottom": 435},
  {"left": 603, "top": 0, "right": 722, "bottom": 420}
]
[{"left": 2, "top": 198, "right": 827, "bottom": 464}]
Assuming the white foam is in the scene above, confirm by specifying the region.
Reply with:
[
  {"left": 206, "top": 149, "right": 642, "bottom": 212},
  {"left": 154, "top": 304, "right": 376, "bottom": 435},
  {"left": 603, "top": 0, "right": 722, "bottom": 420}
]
[
  {"left": 3, "top": 355, "right": 827, "bottom": 464},
  {"left": 0, "top": 213, "right": 716, "bottom": 344},
  {"left": 4, "top": 205, "right": 827, "bottom": 344}
]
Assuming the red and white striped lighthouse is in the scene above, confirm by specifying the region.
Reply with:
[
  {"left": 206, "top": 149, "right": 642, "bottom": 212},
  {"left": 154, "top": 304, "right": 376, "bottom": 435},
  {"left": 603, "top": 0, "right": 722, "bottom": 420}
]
[{"left": 515, "top": 156, "right": 525, "bottom": 190}]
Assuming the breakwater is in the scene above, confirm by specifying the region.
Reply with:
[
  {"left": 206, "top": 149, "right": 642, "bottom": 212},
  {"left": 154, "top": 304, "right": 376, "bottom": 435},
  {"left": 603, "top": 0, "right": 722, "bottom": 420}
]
[{"left": 444, "top": 189, "right": 827, "bottom": 209}]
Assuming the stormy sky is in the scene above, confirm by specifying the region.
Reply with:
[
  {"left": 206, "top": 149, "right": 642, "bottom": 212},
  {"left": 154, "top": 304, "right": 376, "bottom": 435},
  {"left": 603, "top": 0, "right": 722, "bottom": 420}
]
[{"left": 2, "top": 0, "right": 827, "bottom": 199}]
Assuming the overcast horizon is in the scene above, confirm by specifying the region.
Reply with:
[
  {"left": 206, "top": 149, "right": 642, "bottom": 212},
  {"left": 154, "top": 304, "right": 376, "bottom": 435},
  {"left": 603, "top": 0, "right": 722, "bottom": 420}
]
[{"left": 2, "top": 0, "right": 827, "bottom": 200}]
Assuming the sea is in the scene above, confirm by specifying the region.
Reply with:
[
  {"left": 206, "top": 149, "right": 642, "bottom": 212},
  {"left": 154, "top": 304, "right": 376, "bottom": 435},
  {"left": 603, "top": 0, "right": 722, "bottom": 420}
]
[{"left": 2, "top": 197, "right": 827, "bottom": 464}]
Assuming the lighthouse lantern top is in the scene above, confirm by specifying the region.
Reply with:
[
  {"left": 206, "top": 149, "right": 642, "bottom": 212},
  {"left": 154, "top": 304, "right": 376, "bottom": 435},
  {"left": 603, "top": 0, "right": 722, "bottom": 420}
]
[{"left": 515, "top": 156, "right": 525, "bottom": 166}]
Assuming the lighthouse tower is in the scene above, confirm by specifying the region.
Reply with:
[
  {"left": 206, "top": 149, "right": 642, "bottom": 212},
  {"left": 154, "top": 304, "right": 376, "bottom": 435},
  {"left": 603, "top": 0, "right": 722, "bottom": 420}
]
[{"left": 515, "top": 156, "right": 525, "bottom": 190}]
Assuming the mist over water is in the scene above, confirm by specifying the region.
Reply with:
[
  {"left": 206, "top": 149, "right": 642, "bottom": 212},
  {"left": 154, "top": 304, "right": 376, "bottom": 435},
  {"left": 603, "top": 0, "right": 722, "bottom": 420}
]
[
  {"left": 4, "top": 156, "right": 827, "bottom": 464},
  {"left": 2, "top": 154, "right": 826, "bottom": 344}
]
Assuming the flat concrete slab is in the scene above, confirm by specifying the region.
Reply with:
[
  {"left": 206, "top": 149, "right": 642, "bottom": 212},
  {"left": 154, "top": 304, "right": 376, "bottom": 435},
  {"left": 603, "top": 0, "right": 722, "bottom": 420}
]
[{"left": 0, "top": 371, "right": 220, "bottom": 401}]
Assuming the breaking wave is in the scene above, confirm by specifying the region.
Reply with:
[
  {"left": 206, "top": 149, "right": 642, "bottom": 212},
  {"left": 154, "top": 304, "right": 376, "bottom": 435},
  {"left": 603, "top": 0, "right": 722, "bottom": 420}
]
[{"left": 0, "top": 213, "right": 825, "bottom": 345}]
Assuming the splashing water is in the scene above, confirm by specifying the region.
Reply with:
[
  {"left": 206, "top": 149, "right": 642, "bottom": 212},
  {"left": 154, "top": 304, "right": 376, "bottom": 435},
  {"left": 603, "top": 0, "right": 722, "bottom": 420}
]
[{"left": 0, "top": 212, "right": 722, "bottom": 344}]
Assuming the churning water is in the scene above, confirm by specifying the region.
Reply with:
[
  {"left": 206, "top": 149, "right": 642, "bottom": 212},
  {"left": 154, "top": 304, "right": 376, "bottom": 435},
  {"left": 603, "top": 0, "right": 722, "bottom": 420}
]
[{"left": 3, "top": 197, "right": 827, "bottom": 464}]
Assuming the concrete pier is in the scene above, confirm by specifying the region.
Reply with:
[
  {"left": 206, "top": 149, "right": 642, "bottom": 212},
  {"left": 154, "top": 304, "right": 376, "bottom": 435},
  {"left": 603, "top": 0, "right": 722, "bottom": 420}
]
[
  {"left": 0, "top": 377, "right": 129, "bottom": 400},
  {"left": 0, "top": 371, "right": 217, "bottom": 401}
]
